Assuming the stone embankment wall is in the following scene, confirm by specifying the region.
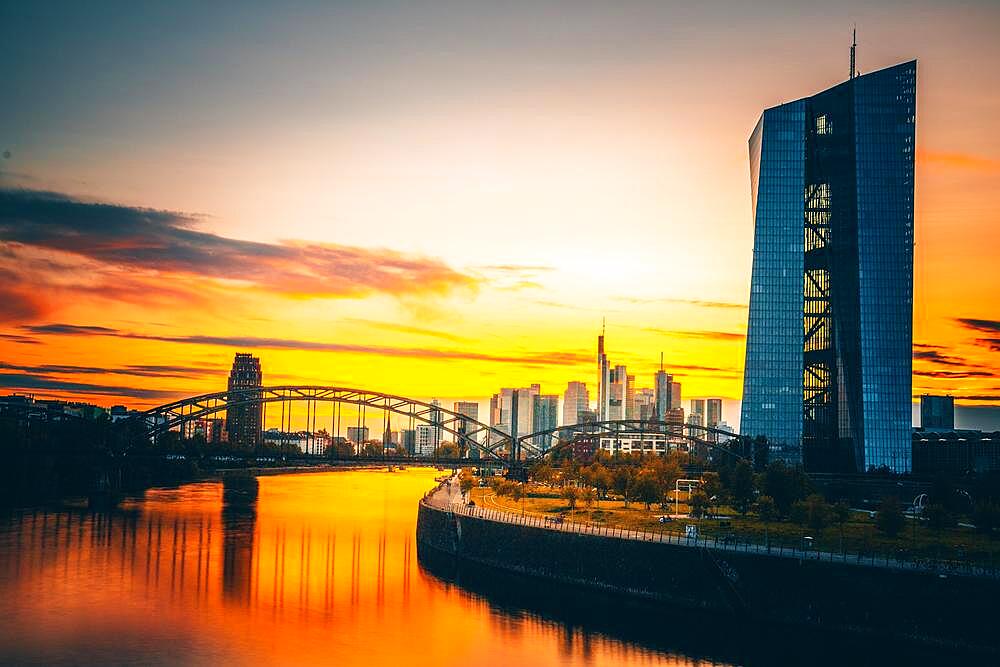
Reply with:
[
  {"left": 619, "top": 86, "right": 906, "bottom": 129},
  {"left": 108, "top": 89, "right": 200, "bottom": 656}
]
[{"left": 417, "top": 500, "right": 1000, "bottom": 652}]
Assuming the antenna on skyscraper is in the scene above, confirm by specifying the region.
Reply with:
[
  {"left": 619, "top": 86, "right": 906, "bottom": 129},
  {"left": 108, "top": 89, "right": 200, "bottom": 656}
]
[
  {"left": 850, "top": 25, "right": 857, "bottom": 79},
  {"left": 660, "top": 351, "right": 664, "bottom": 372}
]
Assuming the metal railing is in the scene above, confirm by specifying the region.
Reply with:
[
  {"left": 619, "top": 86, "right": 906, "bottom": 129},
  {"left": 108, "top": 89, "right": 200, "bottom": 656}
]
[{"left": 426, "top": 490, "right": 1000, "bottom": 580}]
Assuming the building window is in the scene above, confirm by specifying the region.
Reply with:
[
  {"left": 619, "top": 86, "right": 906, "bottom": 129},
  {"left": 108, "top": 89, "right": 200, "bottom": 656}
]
[{"left": 815, "top": 114, "right": 832, "bottom": 135}]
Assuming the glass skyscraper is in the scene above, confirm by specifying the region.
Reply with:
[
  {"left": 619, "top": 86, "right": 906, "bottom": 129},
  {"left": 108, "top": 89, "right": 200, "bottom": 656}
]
[{"left": 740, "top": 60, "right": 916, "bottom": 473}]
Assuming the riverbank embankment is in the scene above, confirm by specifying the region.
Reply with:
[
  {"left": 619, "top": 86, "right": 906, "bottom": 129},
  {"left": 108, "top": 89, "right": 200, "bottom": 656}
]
[{"left": 416, "top": 482, "right": 1000, "bottom": 654}]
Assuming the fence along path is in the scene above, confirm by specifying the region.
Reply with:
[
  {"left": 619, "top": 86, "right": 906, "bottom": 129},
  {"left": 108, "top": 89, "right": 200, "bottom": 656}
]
[{"left": 422, "top": 482, "right": 1000, "bottom": 581}]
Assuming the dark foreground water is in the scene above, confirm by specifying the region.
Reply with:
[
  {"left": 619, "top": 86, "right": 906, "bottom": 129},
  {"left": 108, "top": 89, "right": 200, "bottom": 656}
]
[{"left": 0, "top": 469, "right": 984, "bottom": 666}]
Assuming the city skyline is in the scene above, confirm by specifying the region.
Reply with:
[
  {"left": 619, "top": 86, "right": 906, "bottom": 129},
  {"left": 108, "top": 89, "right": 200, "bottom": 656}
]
[
  {"left": 2, "top": 3, "right": 999, "bottom": 431},
  {"left": 5, "top": 4, "right": 1000, "bottom": 664}
]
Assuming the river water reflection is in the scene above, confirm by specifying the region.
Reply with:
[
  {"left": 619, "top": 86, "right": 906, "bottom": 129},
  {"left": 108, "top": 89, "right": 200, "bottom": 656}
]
[
  {"left": 1, "top": 469, "right": 702, "bottom": 666},
  {"left": 0, "top": 468, "right": 963, "bottom": 666}
]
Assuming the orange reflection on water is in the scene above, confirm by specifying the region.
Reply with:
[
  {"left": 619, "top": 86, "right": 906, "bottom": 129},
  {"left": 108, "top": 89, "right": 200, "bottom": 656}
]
[{"left": 0, "top": 469, "right": 706, "bottom": 666}]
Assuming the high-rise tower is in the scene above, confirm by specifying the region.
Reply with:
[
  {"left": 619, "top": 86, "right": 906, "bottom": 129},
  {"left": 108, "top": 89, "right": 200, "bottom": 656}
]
[
  {"left": 226, "top": 353, "right": 262, "bottom": 447},
  {"left": 740, "top": 55, "right": 916, "bottom": 473},
  {"left": 654, "top": 354, "right": 672, "bottom": 420},
  {"left": 597, "top": 324, "right": 611, "bottom": 421},
  {"left": 562, "top": 381, "right": 590, "bottom": 426}
]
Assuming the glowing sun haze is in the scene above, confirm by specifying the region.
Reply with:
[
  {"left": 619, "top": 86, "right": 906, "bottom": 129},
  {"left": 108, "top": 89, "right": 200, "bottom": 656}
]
[{"left": 2, "top": 1, "right": 999, "bottom": 428}]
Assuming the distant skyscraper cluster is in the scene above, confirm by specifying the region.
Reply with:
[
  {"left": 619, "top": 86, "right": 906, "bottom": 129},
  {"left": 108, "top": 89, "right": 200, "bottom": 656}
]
[{"left": 480, "top": 329, "right": 727, "bottom": 454}]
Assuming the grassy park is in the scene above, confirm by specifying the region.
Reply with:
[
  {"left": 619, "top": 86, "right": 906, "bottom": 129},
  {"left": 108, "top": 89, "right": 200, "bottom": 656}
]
[{"left": 461, "top": 457, "right": 1000, "bottom": 569}]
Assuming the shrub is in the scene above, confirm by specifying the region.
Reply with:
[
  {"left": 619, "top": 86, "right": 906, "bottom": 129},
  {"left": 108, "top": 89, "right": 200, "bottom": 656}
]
[
  {"left": 925, "top": 503, "right": 956, "bottom": 531},
  {"left": 973, "top": 501, "right": 1000, "bottom": 536},
  {"left": 756, "top": 495, "right": 777, "bottom": 523},
  {"left": 876, "top": 496, "right": 905, "bottom": 537}
]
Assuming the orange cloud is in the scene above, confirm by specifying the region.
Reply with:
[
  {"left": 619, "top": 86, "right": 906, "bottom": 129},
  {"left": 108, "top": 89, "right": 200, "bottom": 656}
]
[
  {"left": 0, "top": 188, "right": 476, "bottom": 302},
  {"left": 916, "top": 149, "right": 1000, "bottom": 172}
]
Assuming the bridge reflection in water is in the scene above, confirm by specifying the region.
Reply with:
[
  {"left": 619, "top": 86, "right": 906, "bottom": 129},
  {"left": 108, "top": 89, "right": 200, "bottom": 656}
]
[
  {"left": 0, "top": 468, "right": 683, "bottom": 666},
  {"left": 0, "top": 469, "right": 965, "bottom": 666}
]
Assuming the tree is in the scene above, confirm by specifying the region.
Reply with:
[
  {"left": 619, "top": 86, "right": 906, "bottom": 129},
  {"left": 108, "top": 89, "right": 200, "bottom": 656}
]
[
  {"left": 529, "top": 461, "right": 554, "bottom": 485},
  {"left": 587, "top": 463, "right": 613, "bottom": 500},
  {"left": 833, "top": 501, "right": 851, "bottom": 527},
  {"left": 581, "top": 487, "right": 596, "bottom": 509},
  {"left": 760, "top": 462, "right": 810, "bottom": 517},
  {"left": 634, "top": 472, "right": 662, "bottom": 510},
  {"left": 876, "top": 496, "right": 905, "bottom": 537},
  {"left": 789, "top": 500, "right": 808, "bottom": 526},
  {"left": 689, "top": 490, "right": 710, "bottom": 518},
  {"left": 803, "top": 494, "right": 830, "bottom": 531},
  {"left": 612, "top": 466, "right": 637, "bottom": 508},
  {"left": 561, "top": 485, "right": 579, "bottom": 509},
  {"left": 490, "top": 477, "right": 511, "bottom": 497},
  {"left": 729, "top": 461, "right": 756, "bottom": 515},
  {"left": 510, "top": 482, "right": 525, "bottom": 507},
  {"left": 756, "top": 495, "right": 777, "bottom": 523},
  {"left": 325, "top": 440, "right": 354, "bottom": 459},
  {"left": 832, "top": 500, "right": 851, "bottom": 547},
  {"left": 651, "top": 454, "right": 684, "bottom": 509},
  {"left": 700, "top": 472, "right": 722, "bottom": 517},
  {"left": 752, "top": 435, "right": 769, "bottom": 471},
  {"left": 459, "top": 476, "right": 474, "bottom": 497},
  {"left": 433, "top": 442, "right": 460, "bottom": 460}
]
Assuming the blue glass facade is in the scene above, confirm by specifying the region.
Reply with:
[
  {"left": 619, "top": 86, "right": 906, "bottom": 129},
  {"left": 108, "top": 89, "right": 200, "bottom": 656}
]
[
  {"left": 741, "top": 61, "right": 916, "bottom": 473},
  {"left": 741, "top": 102, "right": 806, "bottom": 465}
]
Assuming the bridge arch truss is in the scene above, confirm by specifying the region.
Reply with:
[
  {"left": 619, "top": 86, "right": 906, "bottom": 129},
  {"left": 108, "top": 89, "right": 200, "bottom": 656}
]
[
  {"left": 138, "top": 386, "right": 512, "bottom": 462},
  {"left": 516, "top": 419, "right": 747, "bottom": 463}
]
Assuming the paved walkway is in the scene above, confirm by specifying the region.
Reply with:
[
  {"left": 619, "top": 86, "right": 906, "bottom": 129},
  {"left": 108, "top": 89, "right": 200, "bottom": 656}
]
[{"left": 423, "top": 482, "right": 999, "bottom": 581}]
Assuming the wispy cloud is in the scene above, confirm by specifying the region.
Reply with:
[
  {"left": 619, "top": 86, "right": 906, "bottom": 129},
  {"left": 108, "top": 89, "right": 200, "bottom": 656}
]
[
  {"left": 0, "top": 372, "right": 176, "bottom": 400},
  {"left": 643, "top": 327, "right": 745, "bottom": 342},
  {"left": 0, "top": 188, "right": 476, "bottom": 302},
  {"left": 917, "top": 149, "right": 1000, "bottom": 172},
  {"left": 914, "top": 369, "right": 997, "bottom": 379},
  {"left": 0, "top": 360, "right": 221, "bottom": 380},
  {"left": 21, "top": 323, "right": 592, "bottom": 367},
  {"left": 476, "top": 264, "right": 555, "bottom": 274},
  {"left": 913, "top": 349, "right": 967, "bottom": 367},
  {"left": 616, "top": 296, "right": 747, "bottom": 309},
  {"left": 956, "top": 318, "right": 1000, "bottom": 333},
  {"left": 0, "top": 281, "right": 45, "bottom": 323},
  {"left": 0, "top": 332, "right": 40, "bottom": 344},
  {"left": 954, "top": 319, "right": 1000, "bottom": 352},
  {"left": 976, "top": 338, "right": 1000, "bottom": 352},
  {"left": 341, "top": 318, "right": 470, "bottom": 343},
  {"left": 473, "top": 264, "right": 553, "bottom": 291}
]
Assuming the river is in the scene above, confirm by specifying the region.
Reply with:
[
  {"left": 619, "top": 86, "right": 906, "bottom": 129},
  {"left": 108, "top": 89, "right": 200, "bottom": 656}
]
[{"left": 0, "top": 468, "right": 968, "bottom": 666}]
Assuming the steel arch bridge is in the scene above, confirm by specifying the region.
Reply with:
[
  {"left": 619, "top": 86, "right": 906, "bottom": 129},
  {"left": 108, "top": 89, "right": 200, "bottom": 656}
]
[
  {"left": 137, "top": 386, "right": 513, "bottom": 462},
  {"left": 515, "top": 419, "right": 747, "bottom": 463}
]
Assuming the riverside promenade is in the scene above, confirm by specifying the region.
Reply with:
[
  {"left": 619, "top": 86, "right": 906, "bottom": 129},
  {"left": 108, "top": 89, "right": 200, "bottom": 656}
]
[
  {"left": 417, "top": 479, "right": 1000, "bottom": 652},
  {"left": 422, "top": 479, "right": 1000, "bottom": 581}
]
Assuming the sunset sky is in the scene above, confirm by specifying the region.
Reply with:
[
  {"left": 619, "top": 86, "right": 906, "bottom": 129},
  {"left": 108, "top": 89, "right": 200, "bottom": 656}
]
[{"left": 2, "top": 1, "right": 999, "bottom": 430}]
